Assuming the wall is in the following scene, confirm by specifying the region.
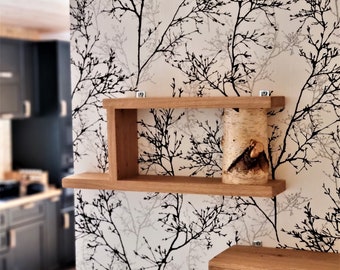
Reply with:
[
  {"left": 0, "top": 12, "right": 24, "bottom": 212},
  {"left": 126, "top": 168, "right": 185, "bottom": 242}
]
[
  {"left": 0, "top": 120, "right": 11, "bottom": 178},
  {"left": 70, "top": 1, "right": 339, "bottom": 269}
]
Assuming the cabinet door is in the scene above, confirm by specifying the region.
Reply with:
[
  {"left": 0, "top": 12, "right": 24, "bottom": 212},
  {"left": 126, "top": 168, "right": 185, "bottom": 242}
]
[
  {"left": 36, "top": 41, "right": 58, "bottom": 115},
  {"left": 0, "top": 38, "right": 34, "bottom": 118},
  {"left": 45, "top": 197, "right": 60, "bottom": 270},
  {"left": 0, "top": 252, "right": 10, "bottom": 270},
  {"left": 57, "top": 42, "right": 73, "bottom": 176},
  {"left": 0, "top": 211, "right": 7, "bottom": 231},
  {"left": 8, "top": 220, "right": 45, "bottom": 270},
  {"left": 9, "top": 201, "right": 44, "bottom": 226},
  {"left": 59, "top": 207, "right": 75, "bottom": 267},
  {"left": 36, "top": 41, "right": 71, "bottom": 117},
  {"left": 0, "top": 38, "right": 24, "bottom": 117},
  {"left": 0, "top": 38, "right": 21, "bottom": 82},
  {"left": 12, "top": 40, "right": 73, "bottom": 187},
  {"left": 57, "top": 42, "right": 72, "bottom": 118},
  {"left": 0, "top": 211, "right": 9, "bottom": 270}
]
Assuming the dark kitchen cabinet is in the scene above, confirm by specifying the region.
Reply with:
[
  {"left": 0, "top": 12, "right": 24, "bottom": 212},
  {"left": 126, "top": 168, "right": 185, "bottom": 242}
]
[
  {"left": 0, "top": 211, "right": 9, "bottom": 270},
  {"left": 12, "top": 115, "right": 73, "bottom": 187},
  {"left": 45, "top": 198, "right": 60, "bottom": 270},
  {"left": 8, "top": 220, "right": 45, "bottom": 270},
  {"left": 10, "top": 40, "right": 75, "bottom": 268},
  {"left": 0, "top": 212, "right": 7, "bottom": 231},
  {"left": 0, "top": 195, "right": 67, "bottom": 270},
  {"left": 0, "top": 38, "right": 35, "bottom": 118},
  {"left": 0, "top": 252, "right": 9, "bottom": 270},
  {"left": 59, "top": 206, "right": 75, "bottom": 267},
  {"left": 7, "top": 201, "right": 45, "bottom": 270},
  {"left": 35, "top": 41, "right": 72, "bottom": 117},
  {"left": 12, "top": 40, "right": 73, "bottom": 188}
]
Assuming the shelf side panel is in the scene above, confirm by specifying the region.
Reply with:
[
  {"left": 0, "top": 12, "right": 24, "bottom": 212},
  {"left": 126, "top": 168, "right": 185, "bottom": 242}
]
[{"left": 108, "top": 108, "right": 138, "bottom": 180}]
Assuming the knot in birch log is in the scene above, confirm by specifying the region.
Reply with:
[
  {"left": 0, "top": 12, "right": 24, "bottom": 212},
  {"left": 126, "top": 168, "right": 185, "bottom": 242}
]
[{"left": 222, "top": 108, "right": 269, "bottom": 184}]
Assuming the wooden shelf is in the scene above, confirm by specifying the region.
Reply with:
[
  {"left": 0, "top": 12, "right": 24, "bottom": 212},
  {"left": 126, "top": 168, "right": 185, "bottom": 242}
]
[
  {"left": 102, "top": 96, "right": 285, "bottom": 109},
  {"left": 62, "top": 173, "right": 285, "bottom": 197},
  {"left": 63, "top": 96, "right": 287, "bottom": 197},
  {"left": 209, "top": 245, "right": 340, "bottom": 270}
]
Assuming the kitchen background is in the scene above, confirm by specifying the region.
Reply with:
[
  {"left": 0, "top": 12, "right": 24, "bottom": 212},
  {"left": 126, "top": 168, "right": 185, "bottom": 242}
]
[
  {"left": 0, "top": 0, "right": 75, "bottom": 269},
  {"left": 0, "top": 0, "right": 70, "bottom": 181},
  {"left": 70, "top": 0, "right": 339, "bottom": 270}
]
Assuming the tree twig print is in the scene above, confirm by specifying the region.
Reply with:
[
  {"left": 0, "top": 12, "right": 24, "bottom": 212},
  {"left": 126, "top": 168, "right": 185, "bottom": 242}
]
[
  {"left": 180, "top": 119, "right": 223, "bottom": 177},
  {"left": 170, "top": 0, "right": 289, "bottom": 96},
  {"left": 75, "top": 190, "right": 132, "bottom": 269},
  {"left": 269, "top": 0, "right": 340, "bottom": 179},
  {"left": 138, "top": 109, "right": 185, "bottom": 176},
  {"left": 280, "top": 184, "right": 340, "bottom": 252},
  {"left": 71, "top": 1, "right": 340, "bottom": 268},
  {"left": 135, "top": 193, "right": 244, "bottom": 269},
  {"left": 71, "top": 0, "right": 132, "bottom": 163},
  {"left": 103, "top": 0, "right": 230, "bottom": 87}
]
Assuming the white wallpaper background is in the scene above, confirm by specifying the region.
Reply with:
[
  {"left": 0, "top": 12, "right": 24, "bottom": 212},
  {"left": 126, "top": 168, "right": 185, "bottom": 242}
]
[{"left": 70, "top": 0, "right": 340, "bottom": 269}]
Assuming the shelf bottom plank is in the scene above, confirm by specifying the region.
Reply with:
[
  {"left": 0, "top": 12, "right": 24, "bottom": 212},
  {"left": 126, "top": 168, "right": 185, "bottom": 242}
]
[
  {"left": 62, "top": 173, "right": 286, "bottom": 197},
  {"left": 209, "top": 245, "right": 340, "bottom": 270}
]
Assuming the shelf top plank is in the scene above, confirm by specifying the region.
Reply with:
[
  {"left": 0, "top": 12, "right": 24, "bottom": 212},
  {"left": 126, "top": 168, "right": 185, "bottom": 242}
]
[
  {"left": 103, "top": 96, "right": 285, "bottom": 110},
  {"left": 209, "top": 245, "right": 340, "bottom": 270},
  {"left": 62, "top": 173, "right": 286, "bottom": 197}
]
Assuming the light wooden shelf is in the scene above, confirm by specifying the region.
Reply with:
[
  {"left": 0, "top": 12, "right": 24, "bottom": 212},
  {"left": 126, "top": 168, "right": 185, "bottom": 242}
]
[
  {"left": 209, "top": 245, "right": 340, "bottom": 270},
  {"left": 63, "top": 96, "right": 287, "bottom": 197},
  {"left": 102, "top": 96, "right": 285, "bottom": 109},
  {"left": 62, "top": 173, "right": 286, "bottom": 197}
]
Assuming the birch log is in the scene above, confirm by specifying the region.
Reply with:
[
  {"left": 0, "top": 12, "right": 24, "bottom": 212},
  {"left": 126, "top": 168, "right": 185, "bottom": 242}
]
[{"left": 222, "top": 108, "right": 269, "bottom": 184}]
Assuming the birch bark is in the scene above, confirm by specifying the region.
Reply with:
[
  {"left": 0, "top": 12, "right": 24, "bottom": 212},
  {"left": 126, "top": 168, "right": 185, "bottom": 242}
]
[{"left": 222, "top": 108, "right": 269, "bottom": 184}]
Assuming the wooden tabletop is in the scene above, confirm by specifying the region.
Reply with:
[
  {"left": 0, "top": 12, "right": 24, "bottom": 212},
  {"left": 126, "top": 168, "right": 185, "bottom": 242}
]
[
  {"left": 0, "top": 188, "right": 62, "bottom": 211},
  {"left": 209, "top": 245, "right": 340, "bottom": 270}
]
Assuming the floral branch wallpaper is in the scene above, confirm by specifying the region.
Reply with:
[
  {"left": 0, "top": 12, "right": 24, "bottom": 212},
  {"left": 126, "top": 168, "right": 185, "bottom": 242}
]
[{"left": 69, "top": 0, "right": 339, "bottom": 269}]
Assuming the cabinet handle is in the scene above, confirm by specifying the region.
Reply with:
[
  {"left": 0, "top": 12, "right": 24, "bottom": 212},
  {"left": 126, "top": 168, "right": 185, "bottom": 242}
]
[
  {"left": 60, "top": 100, "right": 67, "bottom": 117},
  {"left": 0, "top": 113, "right": 14, "bottom": 119},
  {"left": 0, "top": 72, "right": 13, "bottom": 78},
  {"left": 9, "top": 229, "right": 16, "bottom": 249},
  {"left": 63, "top": 212, "right": 70, "bottom": 229},
  {"left": 23, "top": 100, "right": 31, "bottom": 117},
  {"left": 50, "top": 196, "right": 60, "bottom": 202},
  {"left": 22, "top": 202, "right": 35, "bottom": 209}
]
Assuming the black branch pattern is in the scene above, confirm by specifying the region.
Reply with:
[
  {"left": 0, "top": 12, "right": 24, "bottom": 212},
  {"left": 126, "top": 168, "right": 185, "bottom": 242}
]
[
  {"left": 135, "top": 193, "right": 243, "bottom": 269},
  {"left": 138, "top": 109, "right": 185, "bottom": 176},
  {"left": 71, "top": 0, "right": 133, "bottom": 165},
  {"left": 269, "top": 0, "right": 340, "bottom": 178},
  {"left": 280, "top": 184, "right": 340, "bottom": 252},
  {"left": 180, "top": 119, "right": 223, "bottom": 177},
  {"left": 103, "top": 0, "right": 230, "bottom": 88},
  {"left": 75, "top": 190, "right": 132, "bottom": 269},
  {"left": 71, "top": 0, "right": 340, "bottom": 268},
  {"left": 170, "top": 0, "right": 290, "bottom": 96},
  {"left": 137, "top": 0, "right": 340, "bottom": 250}
]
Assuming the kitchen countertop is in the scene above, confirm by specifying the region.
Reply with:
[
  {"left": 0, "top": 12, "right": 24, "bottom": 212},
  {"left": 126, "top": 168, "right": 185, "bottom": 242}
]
[{"left": 0, "top": 188, "right": 62, "bottom": 211}]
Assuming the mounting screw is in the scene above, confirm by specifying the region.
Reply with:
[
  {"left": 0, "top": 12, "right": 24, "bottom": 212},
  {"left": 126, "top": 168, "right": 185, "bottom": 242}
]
[
  {"left": 136, "top": 90, "right": 146, "bottom": 98},
  {"left": 252, "top": 240, "right": 263, "bottom": 247},
  {"left": 259, "top": 90, "right": 271, "bottom": 96}
]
